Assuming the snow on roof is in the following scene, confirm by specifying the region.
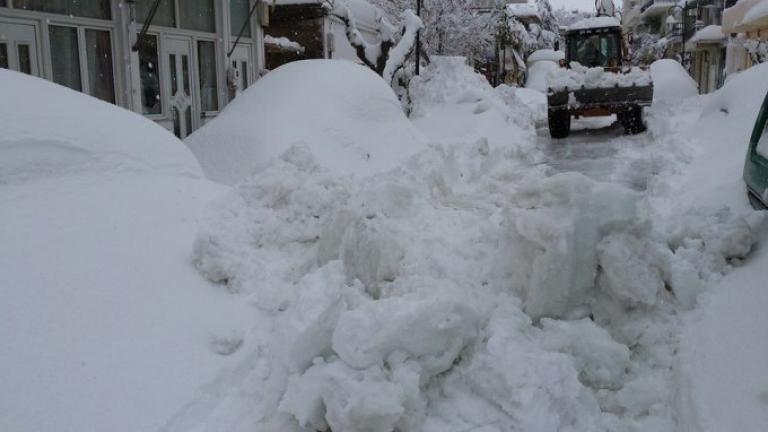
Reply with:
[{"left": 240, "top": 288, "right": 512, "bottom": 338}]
[
  {"left": 507, "top": 0, "right": 541, "bottom": 19},
  {"left": 275, "top": 0, "right": 381, "bottom": 25},
  {"left": 186, "top": 60, "right": 426, "bottom": 185},
  {"left": 264, "top": 35, "right": 305, "bottom": 53},
  {"left": 742, "top": 0, "right": 768, "bottom": 28},
  {"left": 687, "top": 25, "right": 726, "bottom": 45},
  {"left": 527, "top": 49, "right": 565, "bottom": 63},
  {"left": 567, "top": 16, "right": 621, "bottom": 31}
]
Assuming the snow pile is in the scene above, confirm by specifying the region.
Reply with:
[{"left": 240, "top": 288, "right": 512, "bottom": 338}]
[
  {"left": 410, "top": 56, "right": 540, "bottom": 151},
  {"left": 525, "top": 50, "right": 563, "bottom": 93},
  {"left": 549, "top": 63, "right": 652, "bottom": 91},
  {"left": 0, "top": 70, "right": 253, "bottom": 432},
  {"left": 649, "top": 59, "right": 698, "bottom": 102},
  {"left": 185, "top": 60, "right": 426, "bottom": 185},
  {"left": 687, "top": 25, "right": 725, "bottom": 45}
]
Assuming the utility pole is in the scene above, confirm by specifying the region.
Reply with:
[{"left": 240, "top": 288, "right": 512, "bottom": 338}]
[{"left": 415, "top": 0, "right": 422, "bottom": 75}]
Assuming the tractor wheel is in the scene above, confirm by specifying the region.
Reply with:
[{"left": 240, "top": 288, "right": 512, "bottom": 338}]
[
  {"left": 622, "top": 104, "right": 647, "bottom": 135},
  {"left": 548, "top": 109, "right": 571, "bottom": 139}
]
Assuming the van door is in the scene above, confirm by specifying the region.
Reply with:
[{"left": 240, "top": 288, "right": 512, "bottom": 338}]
[{"left": 0, "top": 20, "right": 40, "bottom": 76}]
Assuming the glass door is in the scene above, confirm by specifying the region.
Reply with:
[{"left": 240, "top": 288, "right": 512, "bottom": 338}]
[
  {"left": 165, "top": 36, "right": 195, "bottom": 139},
  {"left": 0, "top": 21, "right": 40, "bottom": 76}
]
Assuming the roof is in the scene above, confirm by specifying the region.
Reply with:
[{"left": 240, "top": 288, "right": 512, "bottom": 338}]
[
  {"left": 567, "top": 16, "right": 622, "bottom": 31},
  {"left": 723, "top": 0, "right": 768, "bottom": 33},
  {"left": 686, "top": 24, "right": 726, "bottom": 48},
  {"left": 506, "top": 1, "right": 541, "bottom": 19}
]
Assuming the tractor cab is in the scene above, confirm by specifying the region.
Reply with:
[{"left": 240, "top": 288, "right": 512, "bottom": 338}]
[{"left": 565, "top": 26, "right": 624, "bottom": 69}]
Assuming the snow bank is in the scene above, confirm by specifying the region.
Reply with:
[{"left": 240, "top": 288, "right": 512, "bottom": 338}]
[
  {"left": 185, "top": 60, "right": 426, "bottom": 185},
  {"left": 0, "top": 70, "right": 252, "bottom": 432},
  {"left": 650, "top": 59, "right": 698, "bottom": 102},
  {"left": 527, "top": 49, "right": 565, "bottom": 63},
  {"left": 668, "top": 61, "right": 768, "bottom": 432}
]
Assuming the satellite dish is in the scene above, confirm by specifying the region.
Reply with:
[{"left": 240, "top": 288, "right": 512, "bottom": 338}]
[{"left": 595, "top": 0, "right": 616, "bottom": 17}]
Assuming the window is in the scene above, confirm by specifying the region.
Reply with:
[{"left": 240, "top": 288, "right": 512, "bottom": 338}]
[
  {"left": 17, "top": 44, "right": 31, "bottom": 74},
  {"left": 240, "top": 60, "right": 248, "bottom": 90},
  {"left": 757, "top": 116, "right": 768, "bottom": 159},
  {"left": 181, "top": 0, "right": 216, "bottom": 33},
  {"left": 14, "top": 0, "right": 111, "bottom": 20},
  {"left": 0, "top": 0, "right": 7, "bottom": 7},
  {"left": 85, "top": 29, "right": 115, "bottom": 103},
  {"left": 198, "top": 40, "right": 218, "bottom": 111},
  {"left": 0, "top": 43, "right": 8, "bottom": 69},
  {"left": 136, "top": 0, "right": 175, "bottom": 28},
  {"left": 138, "top": 34, "right": 162, "bottom": 115},
  {"left": 49, "top": 26, "right": 82, "bottom": 92},
  {"left": 230, "top": 0, "right": 251, "bottom": 38}
]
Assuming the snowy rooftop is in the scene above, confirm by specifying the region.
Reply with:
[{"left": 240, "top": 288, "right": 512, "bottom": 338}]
[
  {"left": 506, "top": 0, "right": 541, "bottom": 19},
  {"left": 687, "top": 25, "right": 726, "bottom": 46},
  {"left": 567, "top": 16, "right": 621, "bottom": 31}
]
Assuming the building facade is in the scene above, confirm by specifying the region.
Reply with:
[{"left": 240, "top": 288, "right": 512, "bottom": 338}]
[
  {"left": 0, "top": 0, "right": 265, "bottom": 138},
  {"left": 723, "top": 0, "right": 768, "bottom": 75}
]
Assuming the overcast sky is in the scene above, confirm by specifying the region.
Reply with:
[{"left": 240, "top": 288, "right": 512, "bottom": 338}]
[{"left": 548, "top": 0, "right": 601, "bottom": 12}]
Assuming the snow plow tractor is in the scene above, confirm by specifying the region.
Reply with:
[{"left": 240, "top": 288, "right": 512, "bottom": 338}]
[{"left": 547, "top": 17, "right": 653, "bottom": 139}]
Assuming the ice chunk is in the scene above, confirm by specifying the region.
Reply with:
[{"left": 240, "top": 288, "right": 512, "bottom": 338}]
[
  {"left": 539, "top": 318, "right": 631, "bottom": 390},
  {"left": 332, "top": 296, "right": 479, "bottom": 376}
]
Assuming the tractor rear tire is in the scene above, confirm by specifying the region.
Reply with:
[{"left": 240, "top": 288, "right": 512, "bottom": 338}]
[
  {"left": 548, "top": 109, "right": 571, "bottom": 139},
  {"left": 622, "top": 104, "right": 647, "bottom": 135}
]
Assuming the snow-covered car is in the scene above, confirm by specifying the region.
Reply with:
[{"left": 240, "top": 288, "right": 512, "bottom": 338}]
[{"left": 743, "top": 89, "right": 768, "bottom": 209}]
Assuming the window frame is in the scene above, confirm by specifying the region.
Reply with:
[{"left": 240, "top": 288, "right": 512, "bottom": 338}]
[
  {"left": 135, "top": 0, "right": 219, "bottom": 35},
  {"left": 4, "top": 0, "right": 113, "bottom": 21},
  {"left": 45, "top": 19, "right": 118, "bottom": 104}
]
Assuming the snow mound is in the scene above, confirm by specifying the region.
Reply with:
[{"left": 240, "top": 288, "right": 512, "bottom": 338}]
[
  {"left": 0, "top": 71, "right": 251, "bottom": 432},
  {"left": 568, "top": 16, "right": 621, "bottom": 31},
  {"left": 185, "top": 60, "right": 426, "bottom": 185},
  {"left": 704, "top": 62, "right": 768, "bottom": 119},
  {"left": 0, "top": 69, "right": 201, "bottom": 184},
  {"left": 650, "top": 59, "right": 698, "bottom": 102}
]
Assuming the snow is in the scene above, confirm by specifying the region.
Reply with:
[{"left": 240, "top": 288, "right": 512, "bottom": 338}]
[
  {"left": 687, "top": 25, "right": 726, "bottom": 45},
  {"left": 548, "top": 63, "right": 652, "bottom": 91},
  {"left": 4, "top": 32, "right": 768, "bottom": 432},
  {"left": 567, "top": 16, "right": 621, "bottom": 31},
  {"left": 526, "top": 56, "right": 561, "bottom": 93},
  {"left": 527, "top": 48, "right": 565, "bottom": 63},
  {"left": 185, "top": 60, "right": 426, "bottom": 185},
  {"left": 507, "top": 0, "right": 541, "bottom": 19},
  {"left": 743, "top": 0, "right": 768, "bottom": 27},
  {"left": 264, "top": 35, "right": 305, "bottom": 53},
  {"left": 0, "top": 70, "right": 253, "bottom": 432},
  {"left": 650, "top": 59, "right": 698, "bottom": 101}
]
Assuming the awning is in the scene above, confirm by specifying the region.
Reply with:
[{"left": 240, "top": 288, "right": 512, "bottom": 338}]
[{"left": 723, "top": 0, "right": 768, "bottom": 34}]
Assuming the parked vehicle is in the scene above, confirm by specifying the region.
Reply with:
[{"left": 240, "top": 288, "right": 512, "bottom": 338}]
[{"left": 743, "top": 90, "right": 768, "bottom": 210}]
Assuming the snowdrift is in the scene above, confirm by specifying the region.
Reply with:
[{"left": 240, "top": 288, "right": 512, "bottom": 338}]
[
  {"left": 185, "top": 60, "right": 426, "bottom": 185},
  {"left": 0, "top": 70, "right": 251, "bottom": 432}
]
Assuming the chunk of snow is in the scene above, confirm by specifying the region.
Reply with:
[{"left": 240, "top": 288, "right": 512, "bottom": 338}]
[
  {"left": 185, "top": 60, "right": 426, "bottom": 185},
  {"left": 527, "top": 49, "right": 565, "bottom": 63}
]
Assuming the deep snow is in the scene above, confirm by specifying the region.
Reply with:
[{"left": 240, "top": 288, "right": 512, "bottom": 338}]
[
  {"left": 0, "top": 70, "right": 254, "bottom": 432},
  {"left": 2, "top": 56, "right": 767, "bottom": 432}
]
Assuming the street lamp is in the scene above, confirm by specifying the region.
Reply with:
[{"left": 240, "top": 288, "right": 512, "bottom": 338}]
[
  {"left": 668, "top": 4, "right": 685, "bottom": 63},
  {"left": 415, "top": 0, "right": 422, "bottom": 75}
]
